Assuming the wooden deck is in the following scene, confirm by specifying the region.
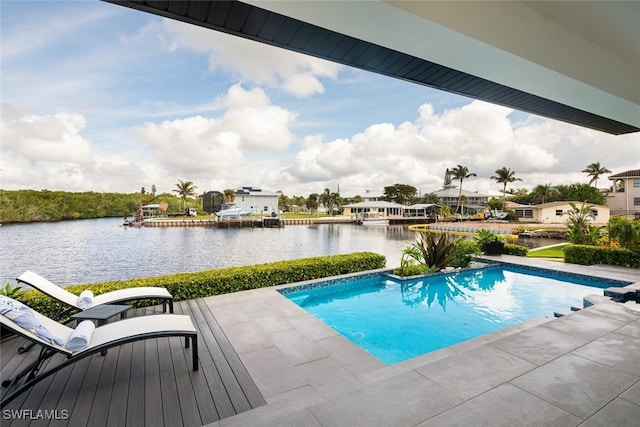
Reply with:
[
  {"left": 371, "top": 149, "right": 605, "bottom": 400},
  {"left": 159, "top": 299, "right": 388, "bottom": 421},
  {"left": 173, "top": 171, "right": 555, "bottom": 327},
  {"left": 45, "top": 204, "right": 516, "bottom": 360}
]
[{"left": 1, "top": 299, "right": 266, "bottom": 426}]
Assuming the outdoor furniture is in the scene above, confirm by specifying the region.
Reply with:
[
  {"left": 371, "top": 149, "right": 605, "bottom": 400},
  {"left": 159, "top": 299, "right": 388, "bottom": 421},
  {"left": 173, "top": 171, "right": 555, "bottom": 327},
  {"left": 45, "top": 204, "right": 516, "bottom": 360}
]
[
  {"left": 70, "top": 304, "right": 131, "bottom": 355},
  {"left": 0, "top": 299, "right": 198, "bottom": 406},
  {"left": 17, "top": 270, "right": 174, "bottom": 316},
  {"left": 69, "top": 304, "right": 130, "bottom": 326}
]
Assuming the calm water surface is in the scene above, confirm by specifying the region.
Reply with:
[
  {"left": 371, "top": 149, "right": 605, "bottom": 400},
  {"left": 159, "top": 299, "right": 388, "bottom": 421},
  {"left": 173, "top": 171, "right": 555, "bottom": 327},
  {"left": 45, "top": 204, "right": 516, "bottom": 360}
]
[
  {"left": 0, "top": 218, "right": 416, "bottom": 285},
  {"left": 0, "top": 218, "right": 562, "bottom": 286}
]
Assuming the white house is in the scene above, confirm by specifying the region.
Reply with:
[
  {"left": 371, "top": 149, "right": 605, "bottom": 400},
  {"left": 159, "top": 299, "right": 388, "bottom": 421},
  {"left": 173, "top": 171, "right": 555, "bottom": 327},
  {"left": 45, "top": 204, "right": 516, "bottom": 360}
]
[
  {"left": 607, "top": 169, "right": 640, "bottom": 216},
  {"left": 430, "top": 185, "right": 489, "bottom": 212},
  {"left": 233, "top": 187, "right": 280, "bottom": 215},
  {"left": 341, "top": 201, "right": 404, "bottom": 219},
  {"left": 506, "top": 201, "right": 610, "bottom": 224}
]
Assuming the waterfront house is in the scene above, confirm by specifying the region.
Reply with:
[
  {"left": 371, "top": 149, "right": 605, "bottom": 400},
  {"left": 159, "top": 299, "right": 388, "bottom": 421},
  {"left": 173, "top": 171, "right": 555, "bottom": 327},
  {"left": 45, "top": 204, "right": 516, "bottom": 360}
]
[
  {"left": 203, "top": 187, "right": 279, "bottom": 215},
  {"left": 430, "top": 185, "right": 489, "bottom": 213},
  {"left": 341, "top": 201, "right": 405, "bottom": 219},
  {"left": 506, "top": 201, "right": 610, "bottom": 224},
  {"left": 607, "top": 169, "right": 640, "bottom": 216}
]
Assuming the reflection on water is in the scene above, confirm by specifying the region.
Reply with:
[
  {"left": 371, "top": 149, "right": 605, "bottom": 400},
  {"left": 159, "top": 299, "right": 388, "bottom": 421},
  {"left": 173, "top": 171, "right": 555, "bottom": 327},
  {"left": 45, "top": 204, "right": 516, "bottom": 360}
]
[
  {"left": 398, "top": 268, "right": 507, "bottom": 311},
  {"left": 0, "top": 219, "right": 418, "bottom": 285}
]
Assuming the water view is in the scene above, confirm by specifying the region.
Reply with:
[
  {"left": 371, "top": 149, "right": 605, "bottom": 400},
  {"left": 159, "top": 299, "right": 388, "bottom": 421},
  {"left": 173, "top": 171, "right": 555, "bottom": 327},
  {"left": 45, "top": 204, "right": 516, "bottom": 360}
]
[{"left": 0, "top": 218, "right": 562, "bottom": 286}]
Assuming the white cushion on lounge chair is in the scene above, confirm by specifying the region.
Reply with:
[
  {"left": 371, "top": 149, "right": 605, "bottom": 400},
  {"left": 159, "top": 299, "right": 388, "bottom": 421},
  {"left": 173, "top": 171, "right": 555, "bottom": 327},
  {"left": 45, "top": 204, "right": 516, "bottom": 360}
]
[{"left": 17, "top": 270, "right": 173, "bottom": 310}]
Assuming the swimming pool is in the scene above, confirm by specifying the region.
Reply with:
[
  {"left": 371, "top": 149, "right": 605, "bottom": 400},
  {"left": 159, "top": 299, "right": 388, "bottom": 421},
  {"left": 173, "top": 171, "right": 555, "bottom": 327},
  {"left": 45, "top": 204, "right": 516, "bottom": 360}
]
[{"left": 281, "top": 264, "right": 631, "bottom": 364}]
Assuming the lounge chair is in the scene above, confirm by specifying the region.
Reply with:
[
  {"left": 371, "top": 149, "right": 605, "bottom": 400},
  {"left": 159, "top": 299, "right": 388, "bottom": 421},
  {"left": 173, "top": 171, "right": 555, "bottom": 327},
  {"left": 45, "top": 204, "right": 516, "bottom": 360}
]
[
  {"left": 0, "top": 299, "right": 198, "bottom": 406},
  {"left": 17, "top": 270, "right": 174, "bottom": 315}
]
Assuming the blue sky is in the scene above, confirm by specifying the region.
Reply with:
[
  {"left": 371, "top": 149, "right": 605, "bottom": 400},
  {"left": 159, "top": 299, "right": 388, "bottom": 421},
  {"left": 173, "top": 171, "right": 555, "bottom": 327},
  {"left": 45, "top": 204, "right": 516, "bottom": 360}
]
[{"left": 2, "top": 0, "right": 639, "bottom": 198}]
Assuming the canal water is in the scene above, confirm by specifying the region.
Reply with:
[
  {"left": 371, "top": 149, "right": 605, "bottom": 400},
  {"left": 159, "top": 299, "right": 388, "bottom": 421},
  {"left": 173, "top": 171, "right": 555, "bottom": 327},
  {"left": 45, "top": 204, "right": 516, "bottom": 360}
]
[{"left": 0, "top": 218, "right": 562, "bottom": 286}]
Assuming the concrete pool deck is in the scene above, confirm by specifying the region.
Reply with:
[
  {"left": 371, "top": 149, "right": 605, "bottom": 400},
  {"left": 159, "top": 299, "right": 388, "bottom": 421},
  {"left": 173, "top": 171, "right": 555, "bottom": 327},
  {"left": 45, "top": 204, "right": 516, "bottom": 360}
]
[{"left": 204, "top": 256, "right": 640, "bottom": 426}]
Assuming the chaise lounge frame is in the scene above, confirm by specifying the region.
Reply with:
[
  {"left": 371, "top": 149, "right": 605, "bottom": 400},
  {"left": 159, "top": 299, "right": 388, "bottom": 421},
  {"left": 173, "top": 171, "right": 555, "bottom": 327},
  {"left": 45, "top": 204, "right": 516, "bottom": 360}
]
[
  {"left": 0, "top": 311, "right": 198, "bottom": 407},
  {"left": 17, "top": 270, "right": 174, "bottom": 315}
]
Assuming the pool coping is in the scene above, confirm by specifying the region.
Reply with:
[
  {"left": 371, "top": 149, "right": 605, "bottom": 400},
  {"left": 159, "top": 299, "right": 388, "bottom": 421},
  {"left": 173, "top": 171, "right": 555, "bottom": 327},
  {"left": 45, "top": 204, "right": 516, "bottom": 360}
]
[{"left": 204, "top": 256, "right": 640, "bottom": 426}]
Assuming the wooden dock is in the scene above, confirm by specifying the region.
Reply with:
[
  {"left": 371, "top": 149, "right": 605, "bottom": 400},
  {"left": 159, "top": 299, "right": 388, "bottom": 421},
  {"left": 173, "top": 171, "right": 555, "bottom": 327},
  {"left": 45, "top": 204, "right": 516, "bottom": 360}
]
[{"left": 0, "top": 300, "right": 266, "bottom": 426}]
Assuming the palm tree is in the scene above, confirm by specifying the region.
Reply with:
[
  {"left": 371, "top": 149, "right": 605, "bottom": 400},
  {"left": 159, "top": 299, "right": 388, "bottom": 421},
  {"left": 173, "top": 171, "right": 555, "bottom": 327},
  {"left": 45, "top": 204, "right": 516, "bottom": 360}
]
[
  {"left": 173, "top": 179, "right": 198, "bottom": 210},
  {"left": 450, "top": 165, "right": 476, "bottom": 214},
  {"left": 223, "top": 189, "right": 236, "bottom": 202},
  {"left": 530, "top": 184, "right": 557, "bottom": 204},
  {"left": 490, "top": 167, "right": 522, "bottom": 211},
  {"left": 582, "top": 162, "right": 611, "bottom": 188}
]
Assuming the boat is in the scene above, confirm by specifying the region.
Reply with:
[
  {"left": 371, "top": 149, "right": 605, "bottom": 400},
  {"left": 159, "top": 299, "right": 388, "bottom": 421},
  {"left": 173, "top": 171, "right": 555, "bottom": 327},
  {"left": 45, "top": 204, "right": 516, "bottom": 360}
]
[
  {"left": 215, "top": 203, "right": 253, "bottom": 218},
  {"left": 357, "top": 212, "right": 389, "bottom": 225}
]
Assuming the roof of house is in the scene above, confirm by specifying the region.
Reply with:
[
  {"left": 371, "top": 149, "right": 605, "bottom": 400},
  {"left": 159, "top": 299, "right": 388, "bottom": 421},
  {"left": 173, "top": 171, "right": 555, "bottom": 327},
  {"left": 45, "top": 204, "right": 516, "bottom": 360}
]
[
  {"left": 609, "top": 169, "right": 640, "bottom": 179},
  {"left": 507, "top": 201, "right": 609, "bottom": 209},
  {"left": 430, "top": 186, "right": 489, "bottom": 198}
]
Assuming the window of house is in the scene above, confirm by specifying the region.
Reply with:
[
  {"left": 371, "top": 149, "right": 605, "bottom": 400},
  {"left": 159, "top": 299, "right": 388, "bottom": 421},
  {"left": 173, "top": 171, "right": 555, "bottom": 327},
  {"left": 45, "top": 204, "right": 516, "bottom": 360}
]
[
  {"left": 634, "top": 179, "right": 640, "bottom": 188},
  {"left": 634, "top": 197, "right": 640, "bottom": 206},
  {"left": 555, "top": 210, "right": 563, "bottom": 216}
]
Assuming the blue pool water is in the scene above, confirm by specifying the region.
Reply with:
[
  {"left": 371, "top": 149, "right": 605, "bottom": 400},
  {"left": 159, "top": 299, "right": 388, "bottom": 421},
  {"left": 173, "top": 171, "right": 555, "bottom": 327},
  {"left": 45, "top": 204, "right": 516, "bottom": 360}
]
[{"left": 282, "top": 264, "right": 630, "bottom": 364}]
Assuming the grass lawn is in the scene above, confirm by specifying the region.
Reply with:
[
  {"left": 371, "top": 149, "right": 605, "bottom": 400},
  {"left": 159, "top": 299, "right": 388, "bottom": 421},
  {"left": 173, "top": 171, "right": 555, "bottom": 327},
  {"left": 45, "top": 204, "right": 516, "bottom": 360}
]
[{"left": 527, "top": 243, "right": 569, "bottom": 259}]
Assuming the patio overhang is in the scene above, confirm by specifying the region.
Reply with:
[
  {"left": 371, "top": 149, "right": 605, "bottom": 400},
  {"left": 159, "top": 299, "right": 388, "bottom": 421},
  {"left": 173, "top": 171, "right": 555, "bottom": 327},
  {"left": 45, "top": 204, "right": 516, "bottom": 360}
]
[{"left": 105, "top": 1, "right": 640, "bottom": 135}]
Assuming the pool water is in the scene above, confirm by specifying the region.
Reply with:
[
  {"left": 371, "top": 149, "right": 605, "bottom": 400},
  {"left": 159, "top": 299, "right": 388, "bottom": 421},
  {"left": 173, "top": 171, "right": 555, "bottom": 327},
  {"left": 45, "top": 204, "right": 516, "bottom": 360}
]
[{"left": 283, "top": 265, "right": 629, "bottom": 364}]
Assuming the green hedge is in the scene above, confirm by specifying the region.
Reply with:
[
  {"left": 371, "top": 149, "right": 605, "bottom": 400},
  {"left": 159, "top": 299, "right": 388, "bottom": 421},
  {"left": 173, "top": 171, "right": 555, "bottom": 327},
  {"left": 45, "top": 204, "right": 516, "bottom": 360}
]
[
  {"left": 563, "top": 244, "right": 640, "bottom": 268},
  {"left": 503, "top": 243, "right": 529, "bottom": 257},
  {"left": 18, "top": 252, "right": 386, "bottom": 318}
]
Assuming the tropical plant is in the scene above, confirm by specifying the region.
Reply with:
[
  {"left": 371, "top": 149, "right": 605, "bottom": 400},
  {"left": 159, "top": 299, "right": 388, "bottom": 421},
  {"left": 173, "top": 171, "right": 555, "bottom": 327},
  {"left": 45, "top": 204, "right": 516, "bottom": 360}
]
[
  {"left": 566, "top": 202, "right": 600, "bottom": 245},
  {"left": 608, "top": 217, "right": 640, "bottom": 252},
  {"left": 394, "top": 246, "right": 429, "bottom": 276},
  {"left": 475, "top": 229, "right": 500, "bottom": 248},
  {"left": 490, "top": 167, "right": 522, "bottom": 210},
  {"left": 306, "top": 193, "right": 319, "bottom": 215},
  {"left": 530, "top": 184, "right": 557, "bottom": 204},
  {"left": 0, "top": 283, "right": 23, "bottom": 299},
  {"left": 413, "top": 232, "right": 463, "bottom": 271},
  {"left": 448, "top": 240, "right": 481, "bottom": 268},
  {"left": 450, "top": 165, "right": 476, "bottom": 214},
  {"left": 173, "top": 180, "right": 198, "bottom": 210},
  {"left": 319, "top": 189, "right": 341, "bottom": 215},
  {"left": 223, "top": 189, "right": 236, "bottom": 202},
  {"left": 582, "top": 162, "right": 611, "bottom": 188},
  {"left": 443, "top": 168, "right": 453, "bottom": 187}
]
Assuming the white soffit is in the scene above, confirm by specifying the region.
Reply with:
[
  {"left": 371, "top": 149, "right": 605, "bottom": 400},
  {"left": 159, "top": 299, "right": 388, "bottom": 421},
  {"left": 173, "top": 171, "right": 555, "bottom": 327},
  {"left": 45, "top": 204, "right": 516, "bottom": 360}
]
[{"left": 247, "top": 0, "right": 639, "bottom": 128}]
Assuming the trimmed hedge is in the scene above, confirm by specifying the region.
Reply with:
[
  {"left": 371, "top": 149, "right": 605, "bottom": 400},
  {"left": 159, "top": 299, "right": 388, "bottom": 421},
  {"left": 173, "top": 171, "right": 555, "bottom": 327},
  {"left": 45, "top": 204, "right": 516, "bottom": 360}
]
[
  {"left": 563, "top": 244, "right": 640, "bottom": 268},
  {"left": 18, "top": 252, "right": 386, "bottom": 318},
  {"left": 503, "top": 243, "right": 529, "bottom": 257}
]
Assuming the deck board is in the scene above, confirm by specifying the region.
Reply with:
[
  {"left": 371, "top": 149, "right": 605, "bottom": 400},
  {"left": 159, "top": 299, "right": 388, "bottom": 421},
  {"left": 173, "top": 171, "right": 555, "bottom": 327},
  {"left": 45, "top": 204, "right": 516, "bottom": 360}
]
[{"left": 1, "top": 299, "right": 266, "bottom": 426}]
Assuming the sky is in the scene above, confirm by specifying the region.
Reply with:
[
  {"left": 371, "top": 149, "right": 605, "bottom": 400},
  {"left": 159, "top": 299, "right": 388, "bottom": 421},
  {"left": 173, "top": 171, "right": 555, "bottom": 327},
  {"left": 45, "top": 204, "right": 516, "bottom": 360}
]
[{"left": 1, "top": 1, "right": 639, "bottom": 199}]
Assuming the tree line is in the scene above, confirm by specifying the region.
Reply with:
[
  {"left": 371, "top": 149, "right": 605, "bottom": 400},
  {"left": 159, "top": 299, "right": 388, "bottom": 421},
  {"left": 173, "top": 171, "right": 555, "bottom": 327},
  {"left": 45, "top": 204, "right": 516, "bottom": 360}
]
[{"left": 0, "top": 162, "right": 612, "bottom": 223}]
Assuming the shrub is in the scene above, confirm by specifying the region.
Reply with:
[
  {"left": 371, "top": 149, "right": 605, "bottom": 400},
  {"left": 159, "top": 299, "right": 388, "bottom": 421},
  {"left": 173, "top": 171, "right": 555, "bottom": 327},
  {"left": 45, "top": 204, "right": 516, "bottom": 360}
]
[
  {"left": 17, "top": 252, "right": 386, "bottom": 318},
  {"left": 608, "top": 217, "right": 640, "bottom": 252},
  {"left": 563, "top": 244, "right": 640, "bottom": 268},
  {"left": 503, "top": 243, "right": 529, "bottom": 257},
  {"left": 449, "top": 240, "right": 481, "bottom": 268}
]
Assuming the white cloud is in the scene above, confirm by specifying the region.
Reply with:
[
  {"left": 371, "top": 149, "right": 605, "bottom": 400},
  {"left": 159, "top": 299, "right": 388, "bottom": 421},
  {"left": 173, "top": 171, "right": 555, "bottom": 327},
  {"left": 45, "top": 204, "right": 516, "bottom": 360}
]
[
  {"left": 1, "top": 110, "right": 92, "bottom": 164},
  {"left": 162, "top": 18, "right": 341, "bottom": 97}
]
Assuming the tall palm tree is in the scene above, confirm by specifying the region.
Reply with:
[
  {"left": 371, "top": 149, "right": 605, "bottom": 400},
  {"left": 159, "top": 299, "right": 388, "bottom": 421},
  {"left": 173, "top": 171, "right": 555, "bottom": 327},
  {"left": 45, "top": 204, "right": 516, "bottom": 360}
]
[
  {"left": 223, "top": 189, "right": 236, "bottom": 203},
  {"left": 450, "top": 165, "right": 476, "bottom": 214},
  {"left": 490, "top": 167, "right": 522, "bottom": 210},
  {"left": 531, "top": 184, "right": 557, "bottom": 204},
  {"left": 173, "top": 179, "right": 198, "bottom": 210},
  {"left": 582, "top": 162, "right": 611, "bottom": 188}
]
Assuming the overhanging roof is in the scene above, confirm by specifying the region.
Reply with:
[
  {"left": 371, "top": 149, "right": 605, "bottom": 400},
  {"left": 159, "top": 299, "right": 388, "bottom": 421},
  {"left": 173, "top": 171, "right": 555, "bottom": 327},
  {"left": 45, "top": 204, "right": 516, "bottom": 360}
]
[{"left": 106, "top": 1, "right": 640, "bottom": 135}]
